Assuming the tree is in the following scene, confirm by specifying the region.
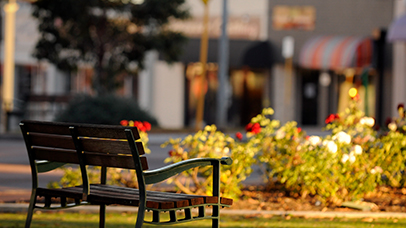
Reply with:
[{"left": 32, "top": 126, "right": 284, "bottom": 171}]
[{"left": 31, "top": 0, "right": 189, "bottom": 94}]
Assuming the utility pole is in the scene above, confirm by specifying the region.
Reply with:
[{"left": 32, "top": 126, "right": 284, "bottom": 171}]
[
  {"left": 282, "top": 36, "right": 294, "bottom": 114},
  {"left": 1, "top": 0, "right": 18, "bottom": 133},
  {"left": 215, "top": 0, "right": 228, "bottom": 129},
  {"left": 195, "top": 0, "right": 210, "bottom": 131}
]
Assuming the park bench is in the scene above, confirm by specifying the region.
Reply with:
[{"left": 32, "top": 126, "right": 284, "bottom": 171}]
[{"left": 20, "top": 120, "right": 233, "bottom": 228}]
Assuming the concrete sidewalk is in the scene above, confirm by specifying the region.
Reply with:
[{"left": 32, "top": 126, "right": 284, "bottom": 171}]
[{"left": 2, "top": 203, "right": 406, "bottom": 219}]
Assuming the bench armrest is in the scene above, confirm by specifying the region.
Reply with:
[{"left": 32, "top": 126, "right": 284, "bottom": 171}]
[
  {"left": 36, "top": 161, "right": 66, "bottom": 173},
  {"left": 143, "top": 157, "right": 232, "bottom": 185}
]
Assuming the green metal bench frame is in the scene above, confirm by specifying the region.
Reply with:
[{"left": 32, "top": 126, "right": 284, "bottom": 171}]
[{"left": 20, "top": 120, "right": 233, "bottom": 228}]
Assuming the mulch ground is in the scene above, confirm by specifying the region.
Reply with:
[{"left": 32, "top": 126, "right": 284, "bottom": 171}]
[{"left": 229, "top": 186, "right": 406, "bottom": 212}]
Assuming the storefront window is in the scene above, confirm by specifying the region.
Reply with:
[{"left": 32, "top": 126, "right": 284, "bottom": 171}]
[
  {"left": 184, "top": 63, "right": 266, "bottom": 127},
  {"left": 229, "top": 67, "right": 265, "bottom": 126},
  {"left": 185, "top": 62, "right": 219, "bottom": 126}
]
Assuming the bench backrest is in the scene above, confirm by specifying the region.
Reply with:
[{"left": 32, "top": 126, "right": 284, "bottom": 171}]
[{"left": 20, "top": 120, "right": 148, "bottom": 170}]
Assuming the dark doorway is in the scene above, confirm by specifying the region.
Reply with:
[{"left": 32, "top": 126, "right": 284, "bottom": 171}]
[{"left": 301, "top": 70, "right": 318, "bottom": 125}]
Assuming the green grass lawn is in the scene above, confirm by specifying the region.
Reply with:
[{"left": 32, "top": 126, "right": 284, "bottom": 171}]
[{"left": 1, "top": 212, "right": 406, "bottom": 228}]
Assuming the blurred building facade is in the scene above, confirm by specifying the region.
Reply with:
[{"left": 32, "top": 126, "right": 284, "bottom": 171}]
[
  {"left": 0, "top": 0, "right": 271, "bottom": 130},
  {"left": 170, "top": 0, "right": 397, "bottom": 128},
  {"left": 267, "top": 0, "right": 394, "bottom": 127},
  {"left": 0, "top": 2, "right": 72, "bottom": 132},
  {"left": 157, "top": 0, "right": 271, "bottom": 128},
  {"left": 0, "top": 0, "right": 403, "bottom": 131}
]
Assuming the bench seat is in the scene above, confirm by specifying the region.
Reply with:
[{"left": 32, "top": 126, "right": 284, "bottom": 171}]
[{"left": 35, "top": 184, "right": 233, "bottom": 209}]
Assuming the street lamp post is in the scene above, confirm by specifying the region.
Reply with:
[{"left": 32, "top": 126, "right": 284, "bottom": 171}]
[
  {"left": 195, "top": 0, "right": 210, "bottom": 131},
  {"left": 282, "top": 36, "right": 294, "bottom": 111},
  {"left": 1, "top": 0, "right": 19, "bottom": 133},
  {"left": 215, "top": 0, "right": 228, "bottom": 129}
]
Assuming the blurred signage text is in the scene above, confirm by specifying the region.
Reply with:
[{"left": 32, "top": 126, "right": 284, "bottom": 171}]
[
  {"left": 168, "top": 16, "right": 260, "bottom": 40},
  {"left": 272, "top": 5, "right": 315, "bottom": 31}
]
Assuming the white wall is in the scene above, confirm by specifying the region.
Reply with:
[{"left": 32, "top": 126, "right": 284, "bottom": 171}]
[
  {"left": 391, "top": 0, "right": 406, "bottom": 116},
  {"left": 272, "top": 64, "right": 296, "bottom": 124},
  {"left": 152, "top": 61, "right": 185, "bottom": 129},
  {"left": 45, "top": 65, "right": 68, "bottom": 95},
  {"left": 138, "top": 51, "right": 158, "bottom": 112}
]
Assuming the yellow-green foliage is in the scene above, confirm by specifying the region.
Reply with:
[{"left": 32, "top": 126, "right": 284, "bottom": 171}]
[
  {"left": 162, "top": 125, "right": 257, "bottom": 200},
  {"left": 52, "top": 102, "right": 406, "bottom": 205}
]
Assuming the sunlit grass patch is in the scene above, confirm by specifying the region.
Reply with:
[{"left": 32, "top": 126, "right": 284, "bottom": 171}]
[{"left": 1, "top": 212, "right": 406, "bottom": 228}]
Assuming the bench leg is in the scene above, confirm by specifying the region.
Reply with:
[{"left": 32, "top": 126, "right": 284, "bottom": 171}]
[
  {"left": 25, "top": 190, "right": 37, "bottom": 228},
  {"left": 135, "top": 208, "right": 145, "bottom": 228},
  {"left": 99, "top": 204, "right": 106, "bottom": 228},
  {"left": 212, "top": 161, "right": 221, "bottom": 228},
  {"left": 211, "top": 205, "right": 220, "bottom": 228},
  {"left": 212, "top": 219, "right": 220, "bottom": 228}
]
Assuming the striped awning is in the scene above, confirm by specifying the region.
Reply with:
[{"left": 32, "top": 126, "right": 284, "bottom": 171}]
[{"left": 299, "top": 36, "right": 373, "bottom": 70}]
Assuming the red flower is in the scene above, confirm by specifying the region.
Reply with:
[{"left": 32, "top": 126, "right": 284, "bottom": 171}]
[
  {"left": 245, "top": 123, "right": 261, "bottom": 134},
  {"left": 245, "top": 123, "right": 253, "bottom": 132},
  {"left": 168, "top": 150, "right": 176, "bottom": 157},
  {"left": 120, "top": 120, "right": 129, "bottom": 126},
  {"left": 135, "top": 121, "right": 148, "bottom": 132},
  {"left": 297, "top": 127, "right": 302, "bottom": 133},
  {"left": 132, "top": 121, "right": 142, "bottom": 131},
  {"left": 143, "top": 121, "right": 151, "bottom": 131},
  {"left": 325, "top": 114, "right": 339, "bottom": 124},
  {"left": 236, "top": 132, "right": 243, "bottom": 141},
  {"left": 325, "top": 115, "right": 333, "bottom": 124},
  {"left": 122, "top": 120, "right": 151, "bottom": 132}
]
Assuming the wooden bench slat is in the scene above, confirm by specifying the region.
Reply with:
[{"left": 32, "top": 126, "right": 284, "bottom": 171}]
[
  {"left": 37, "top": 188, "right": 83, "bottom": 200},
  {"left": 75, "top": 126, "right": 140, "bottom": 140},
  {"left": 85, "top": 188, "right": 161, "bottom": 208},
  {"left": 135, "top": 141, "right": 146, "bottom": 156},
  {"left": 32, "top": 147, "right": 149, "bottom": 170},
  {"left": 21, "top": 120, "right": 71, "bottom": 135},
  {"left": 29, "top": 133, "right": 76, "bottom": 150},
  {"left": 90, "top": 185, "right": 185, "bottom": 209},
  {"left": 220, "top": 197, "right": 233, "bottom": 205},
  {"left": 90, "top": 185, "right": 189, "bottom": 209},
  {"left": 91, "top": 184, "right": 233, "bottom": 206},
  {"left": 21, "top": 120, "right": 140, "bottom": 140},
  {"left": 80, "top": 139, "right": 145, "bottom": 155},
  {"left": 83, "top": 153, "right": 149, "bottom": 170},
  {"left": 37, "top": 185, "right": 232, "bottom": 210},
  {"left": 37, "top": 187, "right": 157, "bottom": 208},
  {"left": 30, "top": 135, "right": 146, "bottom": 156},
  {"left": 33, "top": 147, "right": 78, "bottom": 163}
]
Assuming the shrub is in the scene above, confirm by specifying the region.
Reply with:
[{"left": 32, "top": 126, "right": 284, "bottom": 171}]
[
  {"left": 160, "top": 105, "right": 383, "bottom": 203},
  {"left": 371, "top": 131, "right": 406, "bottom": 188},
  {"left": 55, "top": 94, "right": 158, "bottom": 126},
  {"left": 370, "top": 103, "right": 406, "bottom": 188},
  {"left": 162, "top": 125, "right": 257, "bottom": 200},
  {"left": 248, "top": 105, "right": 382, "bottom": 204}
]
